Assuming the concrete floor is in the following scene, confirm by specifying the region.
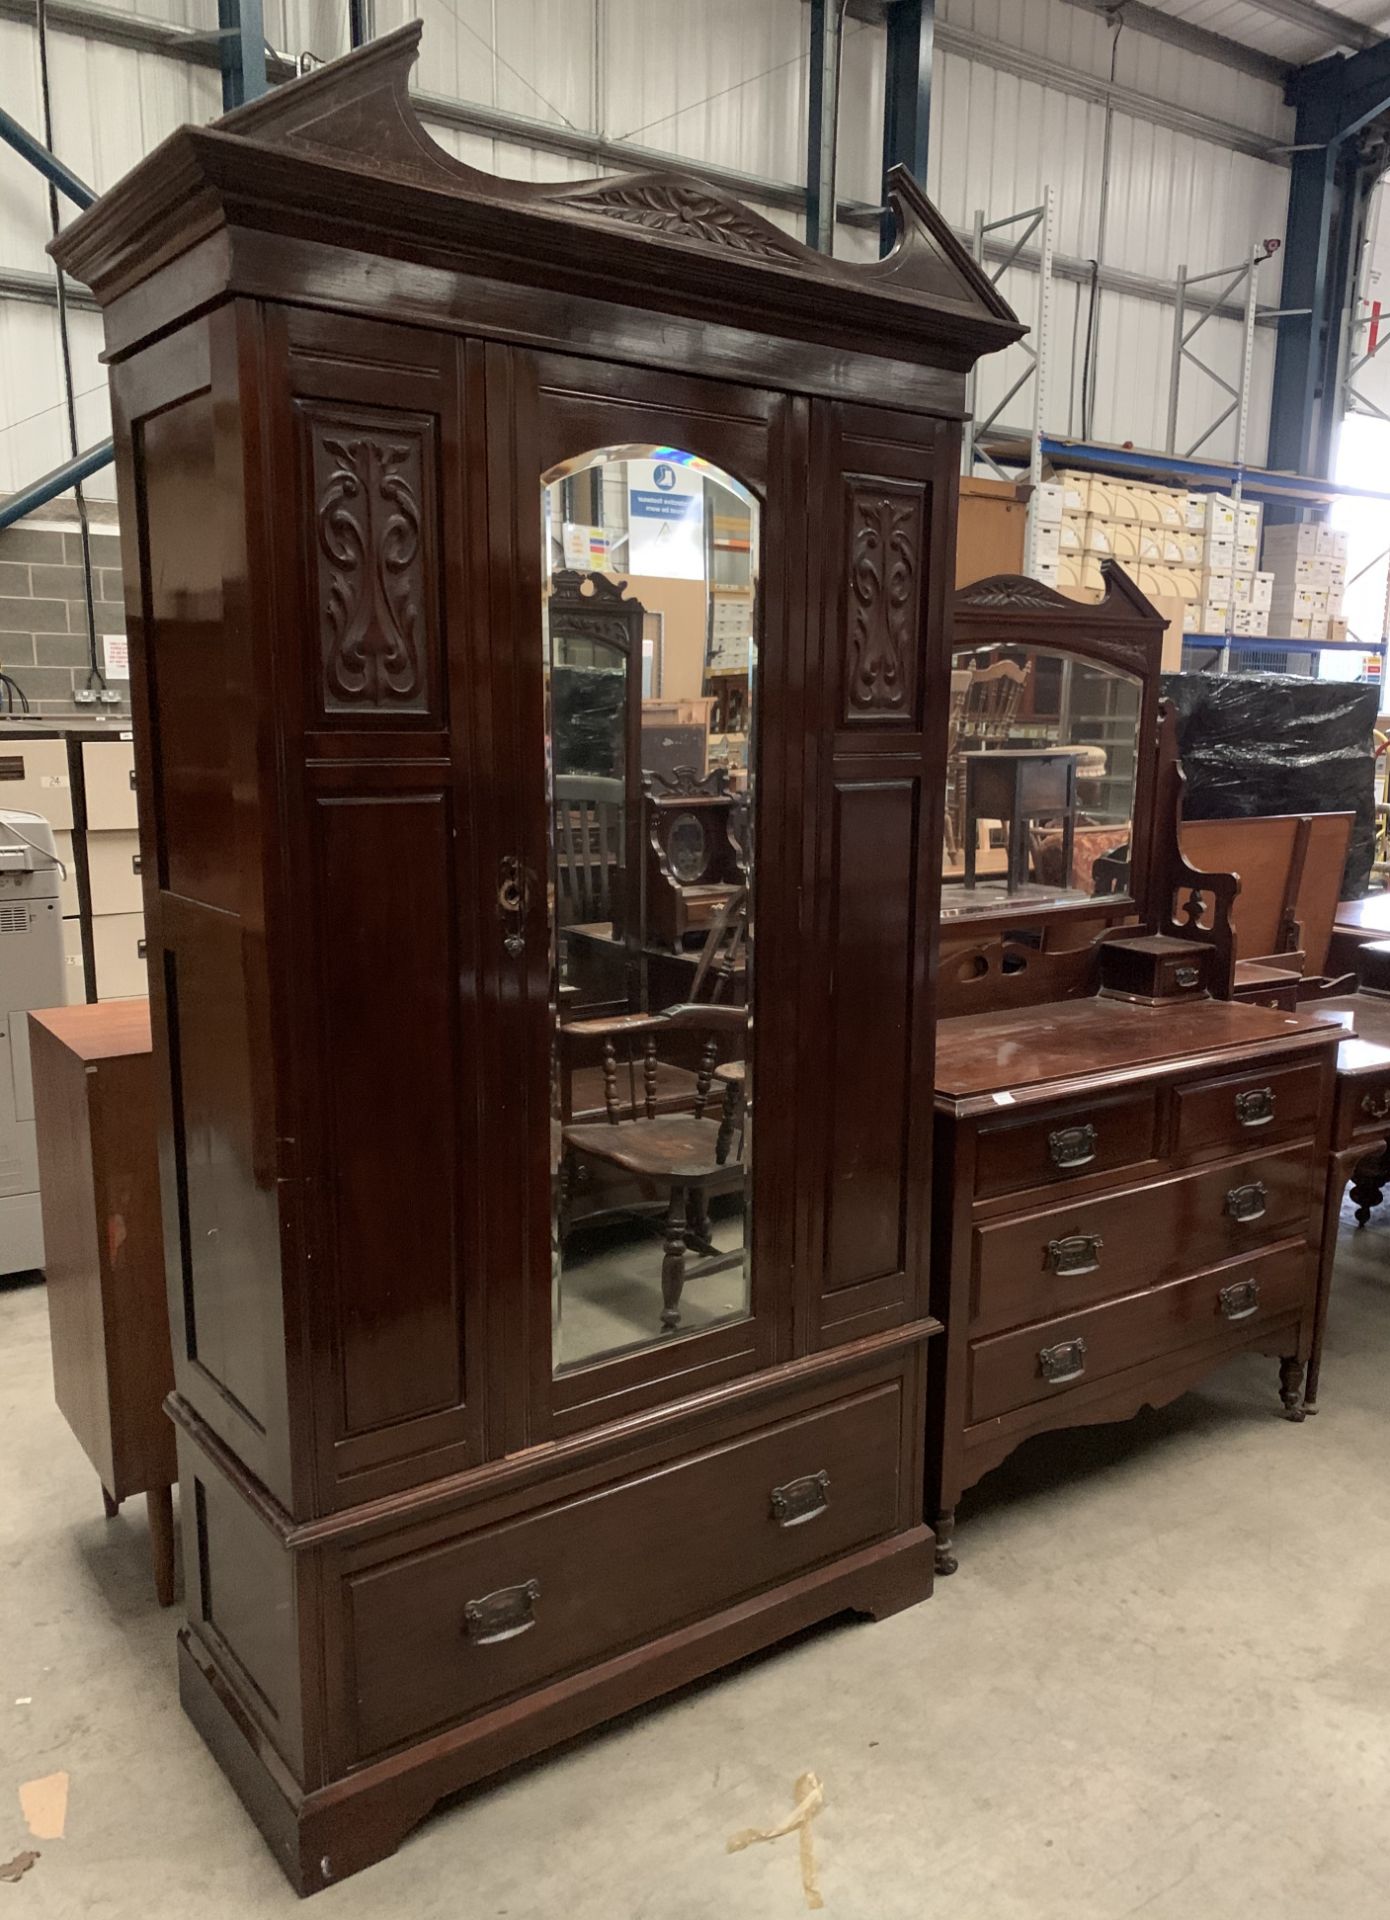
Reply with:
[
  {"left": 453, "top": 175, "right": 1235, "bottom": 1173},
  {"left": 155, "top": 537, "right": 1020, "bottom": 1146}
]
[{"left": 3, "top": 1203, "right": 1388, "bottom": 1920}]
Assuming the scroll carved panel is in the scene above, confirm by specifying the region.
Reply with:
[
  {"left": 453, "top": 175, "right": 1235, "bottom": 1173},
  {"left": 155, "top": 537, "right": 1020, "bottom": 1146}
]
[
  {"left": 843, "top": 478, "right": 925, "bottom": 726},
  {"left": 304, "top": 404, "right": 438, "bottom": 718}
]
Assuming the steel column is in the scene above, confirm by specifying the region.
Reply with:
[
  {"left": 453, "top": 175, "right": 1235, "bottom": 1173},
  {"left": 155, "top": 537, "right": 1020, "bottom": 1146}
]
[
  {"left": 880, "top": 0, "right": 933, "bottom": 255},
  {"left": 217, "top": 0, "right": 266, "bottom": 111},
  {"left": 805, "top": 0, "right": 844, "bottom": 253},
  {"left": 1269, "top": 45, "right": 1390, "bottom": 481}
]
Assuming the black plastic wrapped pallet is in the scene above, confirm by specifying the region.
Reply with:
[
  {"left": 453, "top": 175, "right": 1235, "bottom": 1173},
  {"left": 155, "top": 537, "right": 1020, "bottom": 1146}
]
[{"left": 1159, "top": 671, "right": 1380, "bottom": 898}]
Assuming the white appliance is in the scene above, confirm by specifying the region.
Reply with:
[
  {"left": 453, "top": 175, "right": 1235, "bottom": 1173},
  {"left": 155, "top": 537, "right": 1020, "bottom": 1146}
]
[{"left": 0, "top": 810, "right": 66, "bottom": 1274}]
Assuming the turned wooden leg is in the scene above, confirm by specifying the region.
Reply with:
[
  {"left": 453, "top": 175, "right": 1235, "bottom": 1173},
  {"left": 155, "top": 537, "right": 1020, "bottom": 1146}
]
[
  {"left": 102, "top": 1487, "right": 120, "bottom": 1519},
  {"left": 661, "top": 1185, "right": 687, "bottom": 1332},
  {"left": 147, "top": 1485, "right": 176, "bottom": 1607},
  {"left": 715, "top": 1081, "right": 740, "bottom": 1165},
  {"left": 1350, "top": 1142, "right": 1389, "bottom": 1226},
  {"left": 685, "top": 1184, "right": 714, "bottom": 1256},
  {"left": 934, "top": 1508, "right": 958, "bottom": 1577},
  {"left": 1279, "top": 1356, "right": 1307, "bottom": 1423}
]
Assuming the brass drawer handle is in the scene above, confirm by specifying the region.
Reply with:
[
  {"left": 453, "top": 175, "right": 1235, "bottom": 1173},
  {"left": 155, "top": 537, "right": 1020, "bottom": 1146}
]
[
  {"left": 1039, "top": 1337, "right": 1086, "bottom": 1385},
  {"left": 1048, "top": 1124, "right": 1097, "bottom": 1170},
  {"left": 1047, "top": 1233, "right": 1103, "bottom": 1276},
  {"left": 770, "top": 1469, "right": 830, "bottom": 1528},
  {"left": 1235, "top": 1087, "right": 1275, "bottom": 1128},
  {"left": 463, "top": 1579, "right": 540, "bottom": 1646},
  {"left": 1174, "top": 966, "right": 1201, "bottom": 989},
  {"left": 1219, "top": 1278, "right": 1261, "bottom": 1322},
  {"left": 1361, "top": 1089, "right": 1390, "bottom": 1122},
  {"left": 1225, "top": 1181, "right": 1268, "bottom": 1223}
]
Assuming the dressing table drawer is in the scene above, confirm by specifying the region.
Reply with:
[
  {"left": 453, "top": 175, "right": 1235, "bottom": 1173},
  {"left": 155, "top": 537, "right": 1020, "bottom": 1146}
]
[
  {"left": 968, "top": 1240, "right": 1311, "bottom": 1425},
  {"left": 971, "top": 1144, "right": 1315, "bottom": 1338},
  {"left": 973, "top": 1091, "right": 1157, "bottom": 1201},
  {"left": 1173, "top": 1060, "right": 1323, "bottom": 1157},
  {"left": 341, "top": 1381, "right": 903, "bottom": 1762}
]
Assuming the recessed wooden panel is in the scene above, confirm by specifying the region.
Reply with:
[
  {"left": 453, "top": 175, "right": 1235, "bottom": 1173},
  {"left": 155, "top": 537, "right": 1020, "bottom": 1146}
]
[
  {"left": 822, "top": 779, "right": 919, "bottom": 1290},
  {"left": 842, "top": 477, "right": 925, "bottom": 727},
  {"left": 313, "top": 792, "right": 463, "bottom": 1435},
  {"left": 140, "top": 393, "right": 237, "bottom": 910},
  {"left": 164, "top": 925, "right": 283, "bottom": 1436},
  {"left": 300, "top": 401, "right": 440, "bottom": 722}
]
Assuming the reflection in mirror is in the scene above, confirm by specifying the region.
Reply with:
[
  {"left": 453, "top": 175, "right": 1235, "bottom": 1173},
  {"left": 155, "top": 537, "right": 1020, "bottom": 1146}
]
[
  {"left": 543, "top": 448, "right": 756, "bottom": 1373},
  {"left": 942, "top": 643, "right": 1142, "bottom": 919}
]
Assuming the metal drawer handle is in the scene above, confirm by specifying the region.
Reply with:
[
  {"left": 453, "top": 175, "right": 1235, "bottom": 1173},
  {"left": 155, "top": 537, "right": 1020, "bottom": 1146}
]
[
  {"left": 1219, "top": 1277, "right": 1261, "bottom": 1322},
  {"left": 128, "top": 767, "right": 137, "bottom": 790},
  {"left": 770, "top": 1469, "right": 830, "bottom": 1528},
  {"left": 1235, "top": 1087, "right": 1275, "bottom": 1128},
  {"left": 1039, "top": 1337, "right": 1086, "bottom": 1385},
  {"left": 1047, "top": 1233, "right": 1103, "bottom": 1276},
  {"left": 1225, "top": 1181, "right": 1268, "bottom": 1223},
  {"left": 498, "top": 854, "right": 530, "bottom": 959},
  {"left": 1048, "top": 1124, "right": 1097, "bottom": 1170},
  {"left": 1174, "top": 966, "right": 1201, "bottom": 989},
  {"left": 464, "top": 1579, "right": 540, "bottom": 1646},
  {"left": 136, "top": 938, "right": 147, "bottom": 960},
  {"left": 132, "top": 854, "right": 141, "bottom": 874},
  {"left": 1361, "top": 1089, "right": 1390, "bottom": 1122}
]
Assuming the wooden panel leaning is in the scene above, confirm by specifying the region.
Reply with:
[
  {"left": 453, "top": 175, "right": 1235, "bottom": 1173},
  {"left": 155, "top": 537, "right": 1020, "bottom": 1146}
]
[{"left": 29, "top": 1000, "right": 176, "bottom": 1605}]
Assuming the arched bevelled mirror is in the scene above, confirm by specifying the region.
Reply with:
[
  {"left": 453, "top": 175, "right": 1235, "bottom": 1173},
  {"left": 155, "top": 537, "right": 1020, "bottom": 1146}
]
[
  {"left": 543, "top": 447, "right": 757, "bottom": 1372},
  {"left": 942, "top": 642, "right": 1143, "bottom": 918}
]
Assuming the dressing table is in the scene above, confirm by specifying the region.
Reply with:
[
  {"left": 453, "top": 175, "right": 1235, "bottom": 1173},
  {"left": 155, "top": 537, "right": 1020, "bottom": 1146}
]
[{"left": 930, "top": 571, "right": 1339, "bottom": 1573}]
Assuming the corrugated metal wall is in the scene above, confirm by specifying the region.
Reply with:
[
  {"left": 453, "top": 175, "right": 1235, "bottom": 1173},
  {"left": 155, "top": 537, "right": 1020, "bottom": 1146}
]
[{"left": 0, "top": 0, "right": 1296, "bottom": 503}]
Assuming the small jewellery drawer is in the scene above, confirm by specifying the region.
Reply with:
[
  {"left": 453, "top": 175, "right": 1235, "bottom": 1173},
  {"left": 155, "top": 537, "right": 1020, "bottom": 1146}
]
[
  {"left": 342, "top": 1383, "right": 903, "bottom": 1761},
  {"left": 968, "top": 1240, "right": 1310, "bottom": 1426},
  {"left": 1173, "top": 1059, "right": 1323, "bottom": 1157},
  {"left": 974, "top": 1091, "right": 1157, "bottom": 1201},
  {"left": 971, "top": 1145, "right": 1315, "bottom": 1339}
]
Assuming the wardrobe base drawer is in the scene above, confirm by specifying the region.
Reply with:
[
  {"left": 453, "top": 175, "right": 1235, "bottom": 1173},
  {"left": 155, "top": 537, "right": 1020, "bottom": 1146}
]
[
  {"left": 968, "top": 1240, "right": 1311, "bottom": 1425},
  {"left": 343, "top": 1381, "right": 905, "bottom": 1761}
]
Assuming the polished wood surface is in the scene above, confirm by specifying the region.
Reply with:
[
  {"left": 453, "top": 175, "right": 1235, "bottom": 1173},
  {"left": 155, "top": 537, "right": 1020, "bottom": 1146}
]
[
  {"left": 1329, "top": 891, "right": 1390, "bottom": 974},
  {"left": 55, "top": 24, "right": 1021, "bottom": 1893},
  {"left": 1182, "top": 811, "right": 1353, "bottom": 976},
  {"left": 29, "top": 1001, "right": 176, "bottom": 1605},
  {"left": 935, "top": 995, "right": 1335, "bottom": 1100}
]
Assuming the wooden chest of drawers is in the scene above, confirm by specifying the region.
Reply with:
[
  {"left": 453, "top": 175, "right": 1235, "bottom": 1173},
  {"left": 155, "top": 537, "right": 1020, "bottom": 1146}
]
[{"left": 930, "top": 997, "right": 1340, "bottom": 1572}]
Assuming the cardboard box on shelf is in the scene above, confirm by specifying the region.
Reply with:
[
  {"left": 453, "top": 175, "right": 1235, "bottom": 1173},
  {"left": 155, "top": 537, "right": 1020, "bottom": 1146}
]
[
  {"left": 1284, "top": 616, "right": 1314, "bottom": 638},
  {"left": 1169, "top": 568, "right": 1200, "bottom": 601},
  {"left": 1032, "top": 481, "right": 1065, "bottom": 524},
  {"left": 1158, "top": 531, "right": 1186, "bottom": 564},
  {"left": 1138, "top": 528, "right": 1163, "bottom": 562},
  {"left": 1269, "top": 585, "right": 1316, "bottom": 622},
  {"left": 1033, "top": 518, "right": 1062, "bottom": 562},
  {"left": 1059, "top": 511, "right": 1086, "bottom": 553},
  {"left": 1234, "top": 541, "right": 1258, "bottom": 572},
  {"left": 1267, "top": 554, "right": 1324, "bottom": 587},
  {"left": 1330, "top": 616, "right": 1349, "bottom": 641},
  {"left": 1199, "top": 600, "right": 1231, "bottom": 633},
  {"left": 1199, "top": 569, "right": 1233, "bottom": 602},
  {"left": 1201, "top": 492, "right": 1237, "bottom": 536},
  {"left": 1108, "top": 522, "right": 1142, "bottom": 560},
  {"left": 1231, "top": 572, "right": 1254, "bottom": 606},
  {"left": 1309, "top": 587, "right": 1329, "bottom": 614},
  {"left": 1057, "top": 554, "right": 1105, "bottom": 594},
  {"left": 1052, "top": 471, "right": 1090, "bottom": 513},
  {"left": 1262, "top": 522, "right": 1320, "bottom": 560},
  {"left": 1203, "top": 533, "right": 1236, "bottom": 569},
  {"left": 1236, "top": 502, "right": 1261, "bottom": 544},
  {"left": 1328, "top": 588, "right": 1345, "bottom": 617},
  {"left": 1086, "top": 517, "right": 1117, "bottom": 556},
  {"left": 1182, "top": 602, "right": 1200, "bottom": 632},
  {"left": 1179, "top": 532, "right": 1204, "bottom": 567},
  {"left": 1233, "top": 605, "right": 1269, "bottom": 636},
  {"left": 956, "top": 476, "right": 1029, "bottom": 585},
  {"left": 1184, "top": 493, "right": 1207, "bottom": 532},
  {"left": 1311, "top": 614, "right": 1330, "bottom": 640},
  {"left": 1316, "top": 525, "right": 1349, "bottom": 560},
  {"left": 1109, "top": 484, "right": 1141, "bottom": 524},
  {"left": 1155, "top": 489, "right": 1186, "bottom": 529},
  {"left": 1250, "top": 572, "right": 1274, "bottom": 611}
]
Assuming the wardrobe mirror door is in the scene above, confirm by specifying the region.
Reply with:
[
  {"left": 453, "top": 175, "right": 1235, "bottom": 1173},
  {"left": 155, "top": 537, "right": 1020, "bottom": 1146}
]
[{"left": 542, "top": 448, "right": 757, "bottom": 1373}]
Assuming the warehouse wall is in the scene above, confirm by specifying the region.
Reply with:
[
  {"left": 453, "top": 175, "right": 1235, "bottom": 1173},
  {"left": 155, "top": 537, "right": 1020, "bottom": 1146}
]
[{"left": 0, "top": 0, "right": 1297, "bottom": 706}]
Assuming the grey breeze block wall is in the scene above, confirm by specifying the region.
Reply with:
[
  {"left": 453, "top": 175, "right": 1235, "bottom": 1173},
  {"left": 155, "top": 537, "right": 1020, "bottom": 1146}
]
[{"left": 0, "top": 502, "right": 130, "bottom": 716}]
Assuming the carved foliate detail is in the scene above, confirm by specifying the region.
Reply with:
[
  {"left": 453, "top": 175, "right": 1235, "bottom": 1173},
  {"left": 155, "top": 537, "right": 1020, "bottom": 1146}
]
[
  {"left": 309, "top": 411, "right": 433, "bottom": 713},
  {"left": 551, "top": 178, "right": 804, "bottom": 262},
  {"left": 958, "top": 578, "right": 1067, "bottom": 610},
  {"left": 845, "top": 481, "right": 924, "bottom": 722}
]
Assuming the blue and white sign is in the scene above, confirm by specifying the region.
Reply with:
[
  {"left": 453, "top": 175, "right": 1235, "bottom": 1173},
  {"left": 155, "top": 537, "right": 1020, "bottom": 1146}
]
[{"left": 627, "top": 457, "right": 705, "bottom": 579}]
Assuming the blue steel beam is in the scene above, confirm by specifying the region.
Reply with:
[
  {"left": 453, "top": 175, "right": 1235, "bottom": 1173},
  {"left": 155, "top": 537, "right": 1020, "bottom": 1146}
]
[
  {"left": 0, "top": 441, "right": 114, "bottom": 531},
  {"left": 218, "top": 0, "right": 267, "bottom": 111},
  {"left": 0, "top": 106, "right": 93, "bottom": 209},
  {"left": 880, "top": 0, "right": 933, "bottom": 256},
  {"left": 1268, "top": 44, "right": 1390, "bottom": 481},
  {"left": 805, "top": 0, "right": 844, "bottom": 252}
]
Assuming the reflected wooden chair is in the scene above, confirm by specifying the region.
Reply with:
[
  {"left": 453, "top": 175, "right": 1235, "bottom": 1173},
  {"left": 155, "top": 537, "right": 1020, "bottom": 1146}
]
[
  {"left": 945, "top": 658, "right": 1031, "bottom": 864},
  {"left": 559, "top": 1003, "right": 746, "bottom": 1330},
  {"left": 554, "top": 774, "right": 623, "bottom": 927}
]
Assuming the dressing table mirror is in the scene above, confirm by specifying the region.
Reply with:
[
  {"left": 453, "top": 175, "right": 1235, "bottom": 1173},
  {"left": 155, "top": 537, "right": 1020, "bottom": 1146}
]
[{"left": 929, "top": 567, "right": 1340, "bottom": 1575}]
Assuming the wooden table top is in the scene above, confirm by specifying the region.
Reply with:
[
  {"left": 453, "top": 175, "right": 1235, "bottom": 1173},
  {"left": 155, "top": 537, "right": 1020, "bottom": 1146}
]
[
  {"left": 1307, "top": 992, "right": 1390, "bottom": 1060},
  {"left": 29, "top": 998, "right": 151, "bottom": 1063},
  {"left": 935, "top": 994, "right": 1338, "bottom": 1100},
  {"left": 1334, "top": 893, "right": 1390, "bottom": 937}
]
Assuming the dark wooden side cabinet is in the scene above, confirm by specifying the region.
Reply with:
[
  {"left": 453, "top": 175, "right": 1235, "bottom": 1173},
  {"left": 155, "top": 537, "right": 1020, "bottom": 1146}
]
[
  {"left": 54, "top": 28, "right": 1021, "bottom": 1894},
  {"left": 29, "top": 1000, "right": 176, "bottom": 1605}
]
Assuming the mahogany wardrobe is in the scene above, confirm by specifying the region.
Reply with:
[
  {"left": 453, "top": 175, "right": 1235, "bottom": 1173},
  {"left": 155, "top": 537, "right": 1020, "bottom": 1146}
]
[{"left": 55, "top": 26, "right": 1020, "bottom": 1893}]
